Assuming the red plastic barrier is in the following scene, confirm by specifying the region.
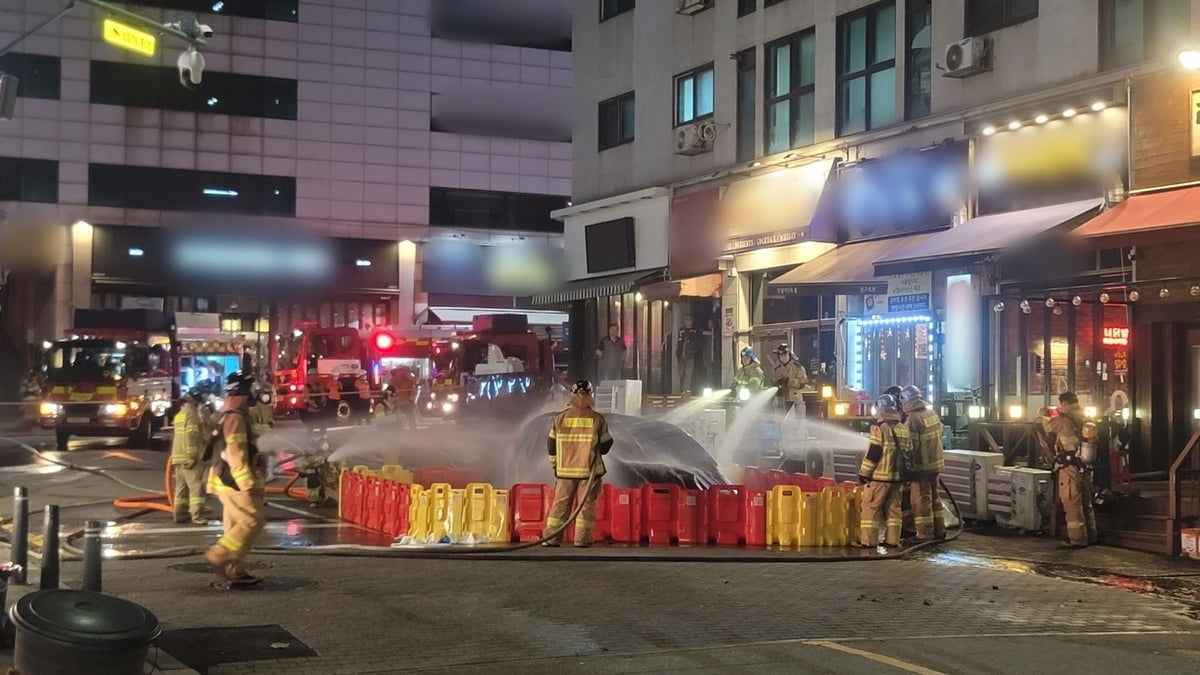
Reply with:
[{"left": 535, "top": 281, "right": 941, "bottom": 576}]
[
  {"left": 511, "top": 483, "right": 555, "bottom": 542},
  {"left": 340, "top": 471, "right": 365, "bottom": 524},
  {"left": 676, "top": 489, "right": 708, "bottom": 546},
  {"left": 363, "top": 477, "right": 386, "bottom": 531},
  {"left": 785, "top": 473, "right": 808, "bottom": 488},
  {"left": 413, "top": 466, "right": 455, "bottom": 488},
  {"left": 707, "top": 485, "right": 767, "bottom": 547},
  {"left": 743, "top": 467, "right": 768, "bottom": 492},
  {"left": 381, "top": 481, "right": 412, "bottom": 537},
  {"left": 607, "top": 486, "right": 641, "bottom": 543},
  {"left": 450, "top": 467, "right": 487, "bottom": 489},
  {"left": 641, "top": 484, "right": 681, "bottom": 545},
  {"left": 767, "top": 469, "right": 788, "bottom": 489},
  {"left": 840, "top": 481, "right": 859, "bottom": 494}
]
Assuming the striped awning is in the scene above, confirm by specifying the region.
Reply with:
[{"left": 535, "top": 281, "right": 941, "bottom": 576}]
[{"left": 531, "top": 269, "right": 665, "bottom": 306}]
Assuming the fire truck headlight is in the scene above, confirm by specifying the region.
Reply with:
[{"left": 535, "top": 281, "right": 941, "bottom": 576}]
[
  {"left": 104, "top": 403, "right": 130, "bottom": 417},
  {"left": 441, "top": 402, "right": 454, "bottom": 413},
  {"left": 40, "top": 402, "right": 61, "bottom": 417},
  {"left": 447, "top": 393, "right": 460, "bottom": 402},
  {"left": 426, "top": 402, "right": 434, "bottom": 410}
]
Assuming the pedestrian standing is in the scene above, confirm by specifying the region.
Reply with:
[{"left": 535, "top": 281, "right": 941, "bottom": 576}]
[
  {"left": 596, "top": 323, "right": 627, "bottom": 382},
  {"left": 854, "top": 394, "right": 911, "bottom": 548},
  {"left": 676, "top": 315, "right": 699, "bottom": 395},
  {"left": 541, "top": 380, "right": 614, "bottom": 548}
]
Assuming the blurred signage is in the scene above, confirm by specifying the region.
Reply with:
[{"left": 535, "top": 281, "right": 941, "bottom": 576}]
[
  {"left": 944, "top": 273, "right": 980, "bottom": 392},
  {"left": 423, "top": 239, "right": 562, "bottom": 296},
  {"left": 1191, "top": 90, "right": 1200, "bottom": 158},
  {"left": 832, "top": 142, "right": 967, "bottom": 243},
  {"left": 865, "top": 272, "right": 931, "bottom": 315},
  {"left": 120, "top": 296, "right": 164, "bottom": 311},
  {"left": 668, "top": 187, "right": 721, "bottom": 279},
  {"left": 718, "top": 160, "right": 835, "bottom": 254},
  {"left": 102, "top": 18, "right": 157, "bottom": 57},
  {"left": 977, "top": 107, "right": 1127, "bottom": 214}
]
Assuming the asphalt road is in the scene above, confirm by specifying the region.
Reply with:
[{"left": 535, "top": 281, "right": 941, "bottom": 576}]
[{"left": 1, "top": 426, "right": 1199, "bottom": 674}]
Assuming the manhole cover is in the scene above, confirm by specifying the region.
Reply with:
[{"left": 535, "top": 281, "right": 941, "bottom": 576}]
[
  {"left": 208, "top": 576, "right": 319, "bottom": 592},
  {"left": 157, "top": 624, "right": 317, "bottom": 674},
  {"left": 169, "top": 561, "right": 273, "bottom": 574}
]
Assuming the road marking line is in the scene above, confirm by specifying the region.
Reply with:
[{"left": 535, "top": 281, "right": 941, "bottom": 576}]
[
  {"left": 805, "top": 629, "right": 1196, "bottom": 643},
  {"left": 808, "top": 640, "right": 946, "bottom": 675}
]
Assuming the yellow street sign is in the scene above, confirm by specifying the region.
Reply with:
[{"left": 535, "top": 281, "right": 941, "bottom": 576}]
[{"left": 102, "top": 18, "right": 156, "bottom": 57}]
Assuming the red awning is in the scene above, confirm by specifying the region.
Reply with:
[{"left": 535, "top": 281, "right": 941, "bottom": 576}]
[{"left": 1071, "top": 187, "right": 1200, "bottom": 247}]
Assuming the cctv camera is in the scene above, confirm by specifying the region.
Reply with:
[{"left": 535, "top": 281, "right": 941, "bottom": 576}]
[
  {"left": 166, "top": 17, "right": 213, "bottom": 40},
  {"left": 178, "top": 48, "right": 205, "bottom": 89},
  {"left": 197, "top": 23, "right": 214, "bottom": 39}
]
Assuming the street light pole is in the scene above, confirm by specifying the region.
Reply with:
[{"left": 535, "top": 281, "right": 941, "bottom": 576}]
[{"left": 0, "top": 0, "right": 208, "bottom": 58}]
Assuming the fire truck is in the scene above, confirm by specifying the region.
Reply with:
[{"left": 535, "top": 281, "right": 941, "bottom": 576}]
[
  {"left": 39, "top": 310, "right": 177, "bottom": 450},
  {"left": 273, "top": 324, "right": 372, "bottom": 415}
]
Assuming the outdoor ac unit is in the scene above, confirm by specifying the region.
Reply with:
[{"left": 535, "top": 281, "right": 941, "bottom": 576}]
[
  {"left": 989, "top": 466, "right": 1051, "bottom": 532},
  {"left": 594, "top": 380, "right": 642, "bottom": 416},
  {"left": 675, "top": 121, "right": 716, "bottom": 156},
  {"left": 942, "top": 37, "right": 990, "bottom": 78},
  {"left": 942, "top": 449, "right": 1004, "bottom": 520},
  {"left": 675, "top": 0, "right": 712, "bottom": 15}
]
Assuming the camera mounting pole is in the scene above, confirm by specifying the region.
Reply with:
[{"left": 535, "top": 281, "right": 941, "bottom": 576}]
[{"left": 0, "top": 0, "right": 208, "bottom": 58}]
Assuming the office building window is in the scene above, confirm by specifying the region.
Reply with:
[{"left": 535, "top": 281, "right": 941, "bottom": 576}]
[
  {"left": 429, "top": 188, "right": 568, "bottom": 233},
  {"left": 131, "top": 1, "right": 298, "bottom": 22},
  {"left": 1101, "top": 0, "right": 1190, "bottom": 70},
  {"left": 90, "top": 62, "right": 297, "bottom": 120},
  {"left": 0, "top": 157, "right": 57, "bottom": 203},
  {"left": 906, "top": 0, "right": 932, "bottom": 120},
  {"left": 738, "top": 0, "right": 757, "bottom": 16},
  {"left": 837, "top": 2, "right": 896, "bottom": 136},
  {"left": 88, "top": 164, "right": 295, "bottom": 216},
  {"left": 736, "top": 49, "right": 757, "bottom": 162},
  {"left": 675, "top": 64, "right": 715, "bottom": 126},
  {"left": 765, "top": 0, "right": 788, "bottom": 6},
  {"left": 0, "top": 53, "right": 60, "bottom": 100},
  {"left": 766, "top": 30, "right": 815, "bottom": 154},
  {"left": 598, "top": 92, "right": 635, "bottom": 150},
  {"left": 601, "top": 0, "right": 635, "bottom": 21},
  {"left": 966, "top": 0, "right": 1038, "bottom": 35}
]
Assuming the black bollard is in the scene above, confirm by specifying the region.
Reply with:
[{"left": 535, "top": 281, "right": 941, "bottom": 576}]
[
  {"left": 39, "top": 505, "right": 59, "bottom": 590},
  {"left": 82, "top": 520, "right": 103, "bottom": 593},
  {"left": 11, "top": 486, "right": 28, "bottom": 585}
]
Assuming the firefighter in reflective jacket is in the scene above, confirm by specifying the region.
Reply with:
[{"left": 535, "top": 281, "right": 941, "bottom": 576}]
[
  {"left": 854, "top": 394, "right": 911, "bottom": 548},
  {"left": 301, "top": 370, "right": 330, "bottom": 432},
  {"left": 542, "top": 380, "right": 613, "bottom": 548},
  {"left": 249, "top": 388, "right": 274, "bottom": 437},
  {"left": 1040, "top": 391, "right": 1097, "bottom": 548},
  {"left": 772, "top": 344, "right": 808, "bottom": 408},
  {"left": 900, "top": 385, "right": 946, "bottom": 540},
  {"left": 171, "top": 389, "right": 208, "bottom": 525},
  {"left": 204, "top": 372, "right": 266, "bottom": 586},
  {"left": 733, "top": 346, "right": 765, "bottom": 393}
]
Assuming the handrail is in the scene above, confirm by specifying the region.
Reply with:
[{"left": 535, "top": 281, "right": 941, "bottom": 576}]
[{"left": 1167, "top": 428, "right": 1200, "bottom": 521}]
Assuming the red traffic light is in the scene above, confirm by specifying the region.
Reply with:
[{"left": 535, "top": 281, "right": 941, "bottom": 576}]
[{"left": 373, "top": 332, "right": 397, "bottom": 351}]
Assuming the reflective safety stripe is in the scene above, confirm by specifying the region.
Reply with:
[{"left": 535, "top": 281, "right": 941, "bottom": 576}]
[
  {"left": 561, "top": 418, "right": 593, "bottom": 428},
  {"left": 217, "top": 534, "right": 243, "bottom": 552}
]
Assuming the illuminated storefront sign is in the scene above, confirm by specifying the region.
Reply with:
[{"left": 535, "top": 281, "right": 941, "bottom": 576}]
[
  {"left": 944, "top": 274, "right": 980, "bottom": 393},
  {"left": 1102, "top": 326, "right": 1129, "bottom": 346}
]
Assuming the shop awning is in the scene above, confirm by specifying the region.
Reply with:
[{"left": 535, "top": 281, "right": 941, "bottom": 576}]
[
  {"left": 416, "top": 307, "right": 568, "bottom": 326},
  {"left": 1070, "top": 186, "right": 1200, "bottom": 248},
  {"left": 530, "top": 269, "right": 664, "bottom": 306},
  {"left": 639, "top": 273, "right": 723, "bottom": 301},
  {"left": 768, "top": 234, "right": 938, "bottom": 296},
  {"left": 874, "top": 199, "right": 1102, "bottom": 276}
]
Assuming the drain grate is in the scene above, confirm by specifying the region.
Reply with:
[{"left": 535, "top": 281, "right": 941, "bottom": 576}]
[
  {"left": 156, "top": 624, "right": 317, "bottom": 674},
  {"left": 168, "top": 561, "right": 273, "bottom": 574},
  {"left": 208, "top": 576, "right": 319, "bottom": 592}
]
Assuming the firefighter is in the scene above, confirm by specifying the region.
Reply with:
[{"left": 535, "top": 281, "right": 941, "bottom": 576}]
[
  {"left": 353, "top": 370, "right": 372, "bottom": 425},
  {"left": 732, "top": 346, "right": 764, "bottom": 392},
  {"left": 249, "top": 386, "right": 274, "bottom": 437},
  {"left": 854, "top": 393, "right": 911, "bottom": 548},
  {"left": 20, "top": 370, "right": 42, "bottom": 428},
  {"left": 1040, "top": 392, "right": 1097, "bottom": 548},
  {"left": 203, "top": 371, "right": 266, "bottom": 586},
  {"left": 170, "top": 388, "right": 209, "bottom": 525},
  {"left": 900, "top": 385, "right": 946, "bottom": 541},
  {"left": 772, "top": 343, "right": 808, "bottom": 410},
  {"left": 542, "top": 380, "right": 613, "bottom": 548},
  {"left": 389, "top": 366, "right": 418, "bottom": 430},
  {"left": 301, "top": 369, "right": 330, "bottom": 433}
]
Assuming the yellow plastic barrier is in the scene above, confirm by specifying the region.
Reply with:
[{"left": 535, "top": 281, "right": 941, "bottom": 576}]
[
  {"left": 428, "top": 483, "right": 453, "bottom": 540},
  {"left": 845, "top": 485, "right": 863, "bottom": 545},
  {"left": 408, "top": 485, "right": 431, "bottom": 541},
  {"left": 464, "top": 482, "right": 495, "bottom": 539},
  {"left": 490, "top": 489, "right": 510, "bottom": 543},
  {"left": 798, "top": 492, "right": 821, "bottom": 547},
  {"left": 820, "top": 486, "right": 849, "bottom": 547},
  {"left": 380, "top": 464, "right": 414, "bottom": 484},
  {"left": 352, "top": 465, "right": 379, "bottom": 478},
  {"left": 769, "top": 485, "right": 803, "bottom": 547}
]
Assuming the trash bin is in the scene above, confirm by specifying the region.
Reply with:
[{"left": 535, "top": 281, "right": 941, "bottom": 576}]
[{"left": 9, "top": 589, "right": 161, "bottom": 675}]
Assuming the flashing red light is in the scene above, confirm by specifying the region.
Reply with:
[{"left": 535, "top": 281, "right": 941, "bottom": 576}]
[
  {"left": 289, "top": 384, "right": 297, "bottom": 391},
  {"left": 374, "top": 332, "right": 397, "bottom": 351}
]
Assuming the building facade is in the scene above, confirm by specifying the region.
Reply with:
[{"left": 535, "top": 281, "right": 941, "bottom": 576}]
[
  {"left": 557, "top": 0, "right": 1196, "bottom": 455},
  {"left": 0, "top": 0, "right": 573, "bottom": 388}
]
